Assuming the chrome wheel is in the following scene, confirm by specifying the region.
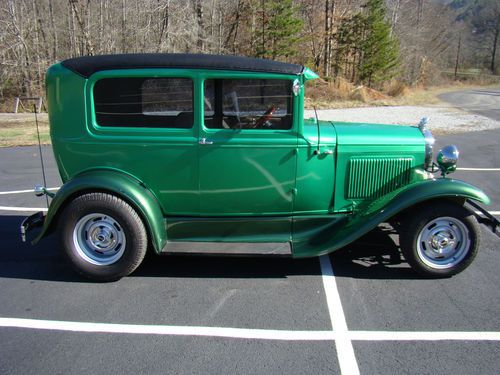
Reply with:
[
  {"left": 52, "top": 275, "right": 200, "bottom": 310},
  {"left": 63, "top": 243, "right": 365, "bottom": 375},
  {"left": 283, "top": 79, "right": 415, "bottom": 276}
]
[
  {"left": 416, "top": 216, "right": 470, "bottom": 270},
  {"left": 72, "top": 213, "right": 126, "bottom": 266}
]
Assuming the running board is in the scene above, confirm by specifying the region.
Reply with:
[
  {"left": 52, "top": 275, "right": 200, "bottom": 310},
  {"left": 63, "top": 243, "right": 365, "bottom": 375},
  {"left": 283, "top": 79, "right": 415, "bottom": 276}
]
[{"left": 161, "top": 242, "right": 292, "bottom": 256}]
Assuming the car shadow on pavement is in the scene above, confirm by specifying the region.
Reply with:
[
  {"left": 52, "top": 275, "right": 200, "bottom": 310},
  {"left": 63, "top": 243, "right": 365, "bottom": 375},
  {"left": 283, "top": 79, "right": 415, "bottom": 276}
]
[
  {"left": 331, "top": 226, "right": 420, "bottom": 280},
  {"left": 0, "top": 215, "right": 82, "bottom": 282},
  {"left": 0, "top": 215, "right": 419, "bottom": 282}
]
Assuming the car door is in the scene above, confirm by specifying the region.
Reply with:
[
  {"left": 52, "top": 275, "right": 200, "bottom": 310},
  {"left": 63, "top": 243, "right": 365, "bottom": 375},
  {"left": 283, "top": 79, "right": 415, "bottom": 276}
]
[
  {"left": 198, "top": 77, "right": 298, "bottom": 216},
  {"left": 88, "top": 73, "right": 200, "bottom": 215}
]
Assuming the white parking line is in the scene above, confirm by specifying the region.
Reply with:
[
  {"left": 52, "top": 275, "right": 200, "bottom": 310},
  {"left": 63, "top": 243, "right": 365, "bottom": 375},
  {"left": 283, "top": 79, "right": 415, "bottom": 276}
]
[
  {"left": 1, "top": 317, "right": 498, "bottom": 342},
  {"left": 0, "top": 187, "right": 59, "bottom": 195},
  {"left": 457, "top": 168, "right": 500, "bottom": 171},
  {"left": 0, "top": 206, "right": 48, "bottom": 212},
  {"left": 349, "top": 331, "right": 500, "bottom": 341},
  {"left": 320, "top": 255, "right": 360, "bottom": 375},
  {"left": 0, "top": 317, "right": 334, "bottom": 341}
]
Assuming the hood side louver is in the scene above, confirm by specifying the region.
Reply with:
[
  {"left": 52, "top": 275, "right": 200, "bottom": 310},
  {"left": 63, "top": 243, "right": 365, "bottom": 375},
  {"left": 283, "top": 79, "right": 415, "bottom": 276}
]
[{"left": 347, "top": 157, "right": 413, "bottom": 199}]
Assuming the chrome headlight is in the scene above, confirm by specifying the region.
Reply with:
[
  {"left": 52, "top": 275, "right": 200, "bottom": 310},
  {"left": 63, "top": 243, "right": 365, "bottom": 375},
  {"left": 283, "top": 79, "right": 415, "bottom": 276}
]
[
  {"left": 437, "top": 145, "right": 459, "bottom": 174},
  {"left": 418, "top": 117, "right": 435, "bottom": 169}
]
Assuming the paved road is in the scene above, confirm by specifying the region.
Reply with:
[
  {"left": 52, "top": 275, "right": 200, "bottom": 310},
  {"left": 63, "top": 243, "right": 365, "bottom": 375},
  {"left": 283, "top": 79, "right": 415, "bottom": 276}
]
[
  {"left": 0, "top": 127, "right": 499, "bottom": 374},
  {"left": 439, "top": 87, "right": 500, "bottom": 121}
]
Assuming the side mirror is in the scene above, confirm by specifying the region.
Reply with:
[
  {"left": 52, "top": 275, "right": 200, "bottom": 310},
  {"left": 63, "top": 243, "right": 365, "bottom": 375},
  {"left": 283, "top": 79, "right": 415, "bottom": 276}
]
[{"left": 437, "top": 145, "right": 459, "bottom": 175}]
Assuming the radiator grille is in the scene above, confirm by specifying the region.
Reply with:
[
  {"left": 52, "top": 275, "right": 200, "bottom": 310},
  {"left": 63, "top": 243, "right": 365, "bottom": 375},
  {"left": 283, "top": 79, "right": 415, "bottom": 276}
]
[{"left": 347, "top": 157, "right": 413, "bottom": 199}]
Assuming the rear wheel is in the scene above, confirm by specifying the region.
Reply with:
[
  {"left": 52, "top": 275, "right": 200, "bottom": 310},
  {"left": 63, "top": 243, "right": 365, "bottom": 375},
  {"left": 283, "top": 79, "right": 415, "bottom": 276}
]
[
  {"left": 399, "top": 202, "right": 480, "bottom": 278},
  {"left": 59, "top": 192, "right": 148, "bottom": 281}
]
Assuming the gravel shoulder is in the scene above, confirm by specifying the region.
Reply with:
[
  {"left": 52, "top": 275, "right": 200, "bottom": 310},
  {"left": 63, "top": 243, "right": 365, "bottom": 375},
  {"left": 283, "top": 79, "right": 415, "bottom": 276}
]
[{"left": 305, "top": 105, "right": 500, "bottom": 134}]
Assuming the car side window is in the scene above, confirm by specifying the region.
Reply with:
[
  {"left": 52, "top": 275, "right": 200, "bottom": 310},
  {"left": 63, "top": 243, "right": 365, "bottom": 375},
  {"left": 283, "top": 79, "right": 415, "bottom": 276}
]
[
  {"left": 204, "top": 79, "right": 293, "bottom": 130},
  {"left": 93, "top": 77, "right": 193, "bottom": 128}
]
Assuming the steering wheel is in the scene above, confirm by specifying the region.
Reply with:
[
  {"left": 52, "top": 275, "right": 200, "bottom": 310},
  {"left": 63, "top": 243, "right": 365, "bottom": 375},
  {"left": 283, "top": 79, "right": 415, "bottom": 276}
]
[{"left": 252, "top": 105, "right": 277, "bottom": 128}]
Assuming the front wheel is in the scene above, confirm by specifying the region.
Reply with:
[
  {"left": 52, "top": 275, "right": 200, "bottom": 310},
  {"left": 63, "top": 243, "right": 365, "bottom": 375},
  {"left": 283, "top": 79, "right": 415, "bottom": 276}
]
[
  {"left": 59, "top": 192, "right": 148, "bottom": 281},
  {"left": 399, "top": 202, "right": 481, "bottom": 278}
]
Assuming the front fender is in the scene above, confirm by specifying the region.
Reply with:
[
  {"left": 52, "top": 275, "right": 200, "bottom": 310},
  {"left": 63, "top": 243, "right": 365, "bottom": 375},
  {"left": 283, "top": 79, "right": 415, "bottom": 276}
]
[
  {"left": 33, "top": 169, "right": 167, "bottom": 252},
  {"left": 359, "top": 178, "right": 490, "bottom": 216},
  {"left": 292, "top": 178, "right": 490, "bottom": 257}
]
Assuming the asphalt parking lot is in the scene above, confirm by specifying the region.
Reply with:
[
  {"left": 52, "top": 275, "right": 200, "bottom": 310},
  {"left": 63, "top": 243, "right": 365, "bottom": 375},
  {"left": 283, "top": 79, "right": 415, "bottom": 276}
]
[{"left": 0, "top": 129, "right": 499, "bottom": 374}]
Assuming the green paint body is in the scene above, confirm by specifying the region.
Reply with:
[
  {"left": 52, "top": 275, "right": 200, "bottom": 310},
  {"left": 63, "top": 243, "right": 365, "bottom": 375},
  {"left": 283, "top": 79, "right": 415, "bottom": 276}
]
[{"left": 38, "top": 62, "right": 490, "bottom": 256}]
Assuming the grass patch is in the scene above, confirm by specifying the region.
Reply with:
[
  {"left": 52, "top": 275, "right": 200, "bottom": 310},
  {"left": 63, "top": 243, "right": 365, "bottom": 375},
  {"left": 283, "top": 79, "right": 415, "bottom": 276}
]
[{"left": 0, "top": 113, "right": 50, "bottom": 147}]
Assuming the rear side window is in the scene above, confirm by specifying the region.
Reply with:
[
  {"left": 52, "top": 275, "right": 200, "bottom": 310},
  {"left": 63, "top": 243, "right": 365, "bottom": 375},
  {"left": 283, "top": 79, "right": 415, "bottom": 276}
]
[
  {"left": 204, "top": 79, "right": 293, "bottom": 130},
  {"left": 93, "top": 77, "right": 193, "bottom": 128}
]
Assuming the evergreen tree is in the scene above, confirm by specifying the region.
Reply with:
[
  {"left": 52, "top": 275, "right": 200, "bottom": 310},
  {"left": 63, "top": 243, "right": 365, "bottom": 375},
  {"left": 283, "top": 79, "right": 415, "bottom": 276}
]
[
  {"left": 332, "top": 0, "right": 399, "bottom": 86},
  {"left": 254, "top": 0, "right": 303, "bottom": 60},
  {"left": 359, "top": 0, "right": 400, "bottom": 86},
  {"left": 333, "top": 13, "right": 366, "bottom": 82}
]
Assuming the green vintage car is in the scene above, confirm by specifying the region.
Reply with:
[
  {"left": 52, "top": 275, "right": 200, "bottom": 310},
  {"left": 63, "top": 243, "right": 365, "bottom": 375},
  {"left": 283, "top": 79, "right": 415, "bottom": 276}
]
[{"left": 21, "top": 53, "right": 498, "bottom": 281}]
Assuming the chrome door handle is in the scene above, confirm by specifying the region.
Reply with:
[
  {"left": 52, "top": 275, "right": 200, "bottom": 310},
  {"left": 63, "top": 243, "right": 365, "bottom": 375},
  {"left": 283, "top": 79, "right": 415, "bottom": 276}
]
[
  {"left": 323, "top": 149, "right": 333, "bottom": 155},
  {"left": 199, "top": 138, "right": 213, "bottom": 145}
]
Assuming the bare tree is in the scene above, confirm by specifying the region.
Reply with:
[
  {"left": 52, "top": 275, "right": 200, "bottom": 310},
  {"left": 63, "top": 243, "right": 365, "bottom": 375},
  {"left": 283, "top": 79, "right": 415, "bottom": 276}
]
[
  {"left": 69, "top": 0, "right": 95, "bottom": 55},
  {"left": 0, "top": 0, "right": 496, "bottom": 102},
  {"left": 195, "top": 0, "right": 205, "bottom": 52}
]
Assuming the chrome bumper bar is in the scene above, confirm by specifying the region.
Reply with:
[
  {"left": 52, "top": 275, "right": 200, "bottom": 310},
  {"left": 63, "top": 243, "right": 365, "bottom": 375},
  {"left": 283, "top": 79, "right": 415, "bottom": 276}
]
[{"left": 467, "top": 199, "right": 500, "bottom": 239}]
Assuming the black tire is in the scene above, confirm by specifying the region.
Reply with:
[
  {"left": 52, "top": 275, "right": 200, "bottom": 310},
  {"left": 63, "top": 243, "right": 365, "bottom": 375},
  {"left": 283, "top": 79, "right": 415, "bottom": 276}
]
[
  {"left": 59, "top": 192, "right": 148, "bottom": 281},
  {"left": 399, "top": 201, "right": 481, "bottom": 278}
]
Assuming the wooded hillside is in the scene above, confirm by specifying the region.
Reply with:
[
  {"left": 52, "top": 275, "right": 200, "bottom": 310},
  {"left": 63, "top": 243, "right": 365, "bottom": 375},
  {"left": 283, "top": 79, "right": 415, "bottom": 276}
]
[{"left": 0, "top": 0, "right": 498, "bottom": 99}]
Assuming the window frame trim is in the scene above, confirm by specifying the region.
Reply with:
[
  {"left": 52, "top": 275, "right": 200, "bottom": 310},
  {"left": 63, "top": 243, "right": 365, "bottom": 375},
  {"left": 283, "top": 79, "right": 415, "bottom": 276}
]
[
  {"left": 200, "top": 72, "right": 299, "bottom": 135},
  {"left": 86, "top": 69, "right": 197, "bottom": 138},
  {"left": 202, "top": 78, "right": 295, "bottom": 132}
]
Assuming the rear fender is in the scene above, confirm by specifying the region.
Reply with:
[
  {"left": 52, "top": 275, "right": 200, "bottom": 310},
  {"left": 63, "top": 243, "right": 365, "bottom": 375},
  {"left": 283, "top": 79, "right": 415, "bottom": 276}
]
[
  {"left": 33, "top": 169, "right": 167, "bottom": 252},
  {"left": 292, "top": 178, "right": 490, "bottom": 257}
]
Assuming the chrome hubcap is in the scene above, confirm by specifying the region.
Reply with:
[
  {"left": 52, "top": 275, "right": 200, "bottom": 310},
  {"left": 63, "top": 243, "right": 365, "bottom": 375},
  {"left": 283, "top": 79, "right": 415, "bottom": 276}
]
[
  {"left": 429, "top": 231, "right": 456, "bottom": 255},
  {"left": 73, "top": 213, "right": 126, "bottom": 266},
  {"left": 416, "top": 216, "right": 470, "bottom": 269}
]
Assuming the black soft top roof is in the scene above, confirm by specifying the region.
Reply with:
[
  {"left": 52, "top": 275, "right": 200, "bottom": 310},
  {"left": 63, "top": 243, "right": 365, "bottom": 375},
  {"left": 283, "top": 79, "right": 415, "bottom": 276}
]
[{"left": 61, "top": 53, "right": 304, "bottom": 78}]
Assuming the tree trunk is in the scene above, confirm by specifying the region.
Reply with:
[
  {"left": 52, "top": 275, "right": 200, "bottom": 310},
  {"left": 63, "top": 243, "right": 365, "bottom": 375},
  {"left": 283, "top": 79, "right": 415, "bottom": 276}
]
[
  {"left": 390, "top": 0, "right": 401, "bottom": 36},
  {"left": 222, "top": 1, "right": 242, "bottom": 53},
  {"left": 454, "top": 34, "right": 461, "bottom": 80},
  {"left": 417, "top": 0, "right": 424, "bottom": 30},
  {"left": 218, "top": 5, "right": 224, "bottom": 53},
  {"left": 121, "top": 0, "right": 126, "bottom": 52},
  {"left": 195, "top": 0, "right": 204, "bottom": 52},
  {"left": 98, "top": 0, "right": 104, "bottom": 53},
  {"left": 32, "top": 0, "right": 45, "bottom": 92},
  {"left": 210, "top": 0, "right": 215, "bottom": 44},
  {"left": 68, "top": 4, "right": 76, "bottom": 56},
  {"left": 323, "top": 0, "right": 331, "bottom": 77},
  {"left": 70, "top": 0, "right": 95, "bottom": 55},
  {"left": 232, "top": 0, "right": 242, "bottom": 53},
  {"left": 491, "top": 18, "right": 499, "bottom": 73},
  {"left": 7, "top": 0, "right": 33, "bottom": 95},
  {"left": 157, "top": 1, "right": 170, "bottom": 52},
  {"left": 49, "top": 0, "right": 59, "bottom": 60},
  {"left": 261, "top": 0, "right": 266, "bottom": 57}
]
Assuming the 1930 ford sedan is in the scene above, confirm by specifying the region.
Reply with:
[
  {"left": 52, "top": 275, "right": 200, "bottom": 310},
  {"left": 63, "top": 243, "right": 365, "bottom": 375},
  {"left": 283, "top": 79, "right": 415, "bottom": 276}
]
[{"left": 21, "top": 53, "right": 498, "bottom": 281}]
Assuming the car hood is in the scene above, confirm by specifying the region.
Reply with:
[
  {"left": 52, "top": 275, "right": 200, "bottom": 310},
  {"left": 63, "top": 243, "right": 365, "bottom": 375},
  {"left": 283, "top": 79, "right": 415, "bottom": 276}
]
[{"left": 332, "top": 121, "right": 424, "bottom": 146}]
